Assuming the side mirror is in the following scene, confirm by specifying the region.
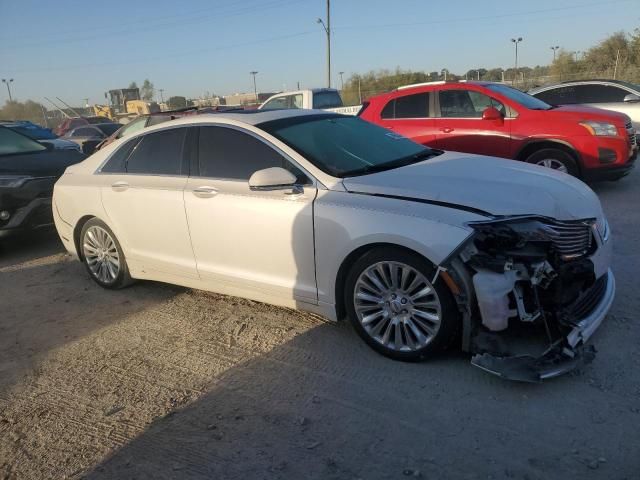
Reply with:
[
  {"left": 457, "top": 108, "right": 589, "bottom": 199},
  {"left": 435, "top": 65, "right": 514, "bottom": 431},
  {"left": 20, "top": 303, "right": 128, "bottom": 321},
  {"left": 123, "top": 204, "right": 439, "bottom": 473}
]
[
  {"left": 249, "top": 167, "right": 297, "bottom": 190},
  {"left": 43, "top": 142, "right": 55, "bottom": 151},
  {"left": 482, "top": 106, "right": 503, "bottom": 121},
  {"left": 623, "top": 93, "right": 640, "bottom": 103}
]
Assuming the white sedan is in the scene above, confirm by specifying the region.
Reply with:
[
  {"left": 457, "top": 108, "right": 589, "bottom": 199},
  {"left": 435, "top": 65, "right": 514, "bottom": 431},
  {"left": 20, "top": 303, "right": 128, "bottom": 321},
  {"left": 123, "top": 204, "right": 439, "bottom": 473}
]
[{"left": 53, "top": 110, "right": 614, "bottom": 381}]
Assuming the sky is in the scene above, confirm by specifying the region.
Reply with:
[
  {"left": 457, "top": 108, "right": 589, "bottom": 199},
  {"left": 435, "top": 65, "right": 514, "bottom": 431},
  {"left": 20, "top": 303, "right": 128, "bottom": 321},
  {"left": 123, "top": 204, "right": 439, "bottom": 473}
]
[{"left": 0, "top": 0, "right": 638, "bottom": 106}]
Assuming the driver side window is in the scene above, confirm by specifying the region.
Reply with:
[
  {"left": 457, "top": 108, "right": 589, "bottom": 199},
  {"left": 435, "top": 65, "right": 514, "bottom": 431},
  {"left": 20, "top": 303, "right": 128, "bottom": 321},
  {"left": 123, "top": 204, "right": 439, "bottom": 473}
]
[
  {"left": 197, "top": 126, "right": 309, "bottom": 183},
  {"left": 439, "top": 90, "right": 505, "bottom": 117}
]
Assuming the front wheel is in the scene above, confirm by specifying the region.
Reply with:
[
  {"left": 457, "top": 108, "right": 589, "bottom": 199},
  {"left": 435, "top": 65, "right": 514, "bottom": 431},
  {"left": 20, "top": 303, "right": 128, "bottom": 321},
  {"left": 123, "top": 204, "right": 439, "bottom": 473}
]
[
  {"left": 80, "top": 218, "right": 133, "bottom": 289},
  {"left": 525, "top": 148, "right": 579, "bottom": 177},
  {"left": 344, "top": 247, "right": 459, "bottom": 361}
]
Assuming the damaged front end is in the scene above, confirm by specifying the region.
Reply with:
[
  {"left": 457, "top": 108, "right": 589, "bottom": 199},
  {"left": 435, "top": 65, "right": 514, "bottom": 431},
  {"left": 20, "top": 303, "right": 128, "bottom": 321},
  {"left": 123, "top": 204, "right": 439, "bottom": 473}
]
[{"left": 445, "top": 215, "right": 614, "bottom": 382}]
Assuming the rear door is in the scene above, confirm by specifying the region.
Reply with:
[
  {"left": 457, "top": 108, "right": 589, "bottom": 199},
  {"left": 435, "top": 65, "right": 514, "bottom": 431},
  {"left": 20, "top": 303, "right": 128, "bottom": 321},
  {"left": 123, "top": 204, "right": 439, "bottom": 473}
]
[
  {"left": 99, "top": 127, "right": 197, "bottom": 278},
  {"left": 376, "top": 92, "right": 437, "bottom": 146},
  {"left": 575, "top": 84, "right": 640, "bottom": 124},
  {"left": 433, "top": 88, "right": 511, "bottom": 158}
]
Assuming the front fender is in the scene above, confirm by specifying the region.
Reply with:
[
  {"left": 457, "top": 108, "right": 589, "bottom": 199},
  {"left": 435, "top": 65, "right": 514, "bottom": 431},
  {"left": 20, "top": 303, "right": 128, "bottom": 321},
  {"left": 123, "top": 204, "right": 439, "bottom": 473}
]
[{"left": 314, "top": 190, "right": 481, "bottom": 305}]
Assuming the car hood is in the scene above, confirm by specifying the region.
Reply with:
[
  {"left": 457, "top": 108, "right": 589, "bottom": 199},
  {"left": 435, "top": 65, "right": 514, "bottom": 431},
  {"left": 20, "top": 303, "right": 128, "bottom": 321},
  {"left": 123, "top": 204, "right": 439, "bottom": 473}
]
[
  {"left": 547, "top": 104, "right": 630, "bottom": 124},
  {"left": 0, "top": 149, "right": 86, "bottom": 177},
  {"left": 341, "top": 152, "right": 603, "bottom": 220}
]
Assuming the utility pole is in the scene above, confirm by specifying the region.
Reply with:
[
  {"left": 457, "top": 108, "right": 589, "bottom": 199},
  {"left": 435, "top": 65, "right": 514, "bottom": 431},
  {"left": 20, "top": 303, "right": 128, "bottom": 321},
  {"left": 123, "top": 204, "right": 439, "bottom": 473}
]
[
  {"left": 2, "top": 78, "right": 14, "bottom": 102},
  {"left": 613, "top": 49, "right": 620, "bottom": 80},
  {"left": 511, "top": 37, "right": 523, "bottom": 86},
  {"left": 573, "top": 51, "right": 582, "bottom": 62},
  {"left": 317, "top": 0, "right": 331, "bottom": 88},
  {"left": 339, "top": 71, "right": 344, "bottom": 91},
  {"left": 357, "top": 76, "right": 362, "bottom": 103},
  {"left": 250, "top": 71, "right": 259, "bottom": 103},
  {"left": 158, "top": 89, "right": 165, "bottom": 104},
  {"left": 476, "top": 70, "right": 480, "bottom": 81},
  {"left": 550, "top": 45, "right": 560, "bottom": 62}
]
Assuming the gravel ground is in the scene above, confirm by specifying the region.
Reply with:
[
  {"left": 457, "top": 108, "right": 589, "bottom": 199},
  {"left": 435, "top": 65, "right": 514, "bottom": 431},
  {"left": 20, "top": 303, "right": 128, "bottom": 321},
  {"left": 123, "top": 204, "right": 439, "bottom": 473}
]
[{"left": 1, "top": 169, "right": 639, "bottom": 480}]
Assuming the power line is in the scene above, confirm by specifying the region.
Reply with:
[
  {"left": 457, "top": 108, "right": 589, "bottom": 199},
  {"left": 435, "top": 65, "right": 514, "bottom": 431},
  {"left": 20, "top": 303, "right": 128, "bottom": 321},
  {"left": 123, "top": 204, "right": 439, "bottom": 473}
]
[
  {"left": 332, "top": 0, "right": 634, "bottom": 31},
  {"left": 13, "top": 30, "right": 316, "bottom": 74},
  {"left": 5, "top": 0, "right": 307, "bottom": 50}
]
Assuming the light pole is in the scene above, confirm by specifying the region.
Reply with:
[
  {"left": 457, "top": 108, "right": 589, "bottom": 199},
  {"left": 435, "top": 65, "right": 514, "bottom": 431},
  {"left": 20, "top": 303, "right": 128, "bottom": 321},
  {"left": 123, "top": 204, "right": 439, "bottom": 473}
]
[
  {"left": 573, "top": 51, "right": 582, "bottom": 62},
  {"left": 250, "top": 71, "right": 259, "bottom": 103},
  {"left": 550, "top": 45, "right": 560, "bottom": 62},
  {"left": 475, "top": 70, "right": 480, "bottom": 81},
  {"left": 338, "top": 71, "right": 345, "bottom": 91},
  {"left": 2, "top": 78, "right": 14, "bottom": 102},
  {"left": 316, "top": 0, "right": 331, "bottom": 88},
  {"left": 158, "top": 88, "right": 165, "bottom": 104},
  {"left": 511, "top": 37, "right": 523, "bottom": 86}
]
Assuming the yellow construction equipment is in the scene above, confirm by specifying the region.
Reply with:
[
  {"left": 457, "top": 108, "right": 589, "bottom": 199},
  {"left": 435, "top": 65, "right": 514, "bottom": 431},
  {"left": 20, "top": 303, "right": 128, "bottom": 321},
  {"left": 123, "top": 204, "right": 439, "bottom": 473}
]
[{"left": 93, "top": 88, "right": 160, "bottom": 122}]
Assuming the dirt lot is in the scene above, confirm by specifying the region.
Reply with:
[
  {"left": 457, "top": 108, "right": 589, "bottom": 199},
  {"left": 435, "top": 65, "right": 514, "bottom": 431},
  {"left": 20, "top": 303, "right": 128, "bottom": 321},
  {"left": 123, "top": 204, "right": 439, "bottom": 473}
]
[{"left": 1, "top": 170, "right": 639, "bottom": 480}]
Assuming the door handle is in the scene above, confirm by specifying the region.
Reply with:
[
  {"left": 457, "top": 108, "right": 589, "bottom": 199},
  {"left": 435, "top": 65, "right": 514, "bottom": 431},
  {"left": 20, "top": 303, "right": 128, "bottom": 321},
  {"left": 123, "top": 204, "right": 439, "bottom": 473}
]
[
  {"left": 439, "top": 127, "right": 454, "bottom": 133},
  {"left": 111, "top": 181, "right": 129, "bottom": 192},
  {"left": 192, "top": 186, "right": 218, "bottom": 198}
]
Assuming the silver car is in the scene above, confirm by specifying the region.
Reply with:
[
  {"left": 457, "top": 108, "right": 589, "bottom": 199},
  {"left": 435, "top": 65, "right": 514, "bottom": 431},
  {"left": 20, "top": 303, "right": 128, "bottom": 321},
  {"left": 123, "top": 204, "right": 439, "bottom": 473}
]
[{"left": 529, "top": 80, "right": 640, "bottom": 135}]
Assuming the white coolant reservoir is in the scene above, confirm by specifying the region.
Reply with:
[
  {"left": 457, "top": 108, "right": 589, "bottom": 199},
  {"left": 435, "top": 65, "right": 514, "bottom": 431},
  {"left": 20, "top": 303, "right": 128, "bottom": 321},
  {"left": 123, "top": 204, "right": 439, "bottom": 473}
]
[{"left": 472, "top": 270, "right": 519, "bottom": 331}]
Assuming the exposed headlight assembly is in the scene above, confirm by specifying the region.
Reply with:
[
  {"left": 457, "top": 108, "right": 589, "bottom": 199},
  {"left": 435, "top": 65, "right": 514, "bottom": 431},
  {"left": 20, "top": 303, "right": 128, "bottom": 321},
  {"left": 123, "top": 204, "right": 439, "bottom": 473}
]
[
  {"left": 595, "top": 216, "right": 610, "bottom": 242},
  {"left": 0, "top": 175, "right": 33, "bottom": 188},
  {"left": 579, "top": 121, "right": 618, "bottom": 137}
]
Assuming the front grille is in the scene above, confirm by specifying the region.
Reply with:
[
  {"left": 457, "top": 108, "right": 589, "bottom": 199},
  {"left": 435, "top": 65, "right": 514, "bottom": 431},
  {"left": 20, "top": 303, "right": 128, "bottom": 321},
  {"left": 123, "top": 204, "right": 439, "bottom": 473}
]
[
  {"left": 543, "top": 219, "right": 594, "bottom": 259},
  {"left": 626, "top": 121, "right": 637, "bottom": 147},
  {"left": 559, "top": 274, "right": 608, "bottom": 323}
]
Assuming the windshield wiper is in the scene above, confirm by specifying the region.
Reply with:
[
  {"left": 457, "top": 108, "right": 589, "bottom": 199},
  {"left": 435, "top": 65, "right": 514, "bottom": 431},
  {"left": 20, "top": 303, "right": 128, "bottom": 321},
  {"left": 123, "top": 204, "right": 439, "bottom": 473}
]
[{"left": 342, "top": 149, "right": 442, "bottom": 177}]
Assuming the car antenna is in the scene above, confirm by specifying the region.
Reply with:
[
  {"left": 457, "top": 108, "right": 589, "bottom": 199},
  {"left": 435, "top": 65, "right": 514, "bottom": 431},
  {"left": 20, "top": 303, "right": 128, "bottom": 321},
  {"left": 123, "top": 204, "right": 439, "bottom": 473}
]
[
  {"left": 56, "top": 97, "right": 83, "bottom": 117},
  {"left": 43, "top": 97, "right": 71, "bottom": 118}
]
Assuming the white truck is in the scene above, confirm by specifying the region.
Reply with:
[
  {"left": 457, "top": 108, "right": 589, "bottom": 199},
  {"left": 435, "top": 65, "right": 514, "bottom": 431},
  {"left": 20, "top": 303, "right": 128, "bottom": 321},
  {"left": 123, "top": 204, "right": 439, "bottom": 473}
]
[{"left": 258, "top": 88, "right": 361, "bottom": 115}]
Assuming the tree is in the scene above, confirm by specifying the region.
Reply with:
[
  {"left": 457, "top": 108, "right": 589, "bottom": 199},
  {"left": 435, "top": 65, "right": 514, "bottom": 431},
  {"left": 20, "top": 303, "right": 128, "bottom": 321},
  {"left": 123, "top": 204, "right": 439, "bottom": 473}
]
[
  {"left": 141, "top": 79, "right": 154, "bottom": 101},
  {"left": 128, "top": 81, "right": 138, "bottom": 90},
  {"left": 0, "top": 99, "right": 49, "bottom": 125}
]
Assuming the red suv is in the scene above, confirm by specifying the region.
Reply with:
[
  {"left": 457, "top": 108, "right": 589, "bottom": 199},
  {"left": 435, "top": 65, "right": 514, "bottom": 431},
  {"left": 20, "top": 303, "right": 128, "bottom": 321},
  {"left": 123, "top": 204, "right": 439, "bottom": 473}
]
[{"left": 359, "top": 81, "right": 637, "bottom": 181}]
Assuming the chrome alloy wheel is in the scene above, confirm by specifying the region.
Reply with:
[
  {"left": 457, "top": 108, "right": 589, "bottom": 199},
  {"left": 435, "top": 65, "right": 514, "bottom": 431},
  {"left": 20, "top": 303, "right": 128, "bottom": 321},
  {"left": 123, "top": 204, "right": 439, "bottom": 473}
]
[
  {"left": 353, "top": 261, "right": 442, "bottom": 352},
  {"left": 536, "top": 158, "right": 568, "bottom": 173},
  {"left": 83, "top": 225, "right": 120, "bottom": 283}
]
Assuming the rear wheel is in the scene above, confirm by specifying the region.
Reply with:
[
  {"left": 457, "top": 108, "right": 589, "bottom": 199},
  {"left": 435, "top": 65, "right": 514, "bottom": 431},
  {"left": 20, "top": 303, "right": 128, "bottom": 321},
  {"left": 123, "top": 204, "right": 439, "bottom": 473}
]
[
  {"left": 80, "top": 218, "right": 132, "bottom": 289},
  {"left": 525, "top": 148, "right": 579, "bottom": 177},
  {"left": 344, "top": 247, "right": 459, "bottom": 361}
]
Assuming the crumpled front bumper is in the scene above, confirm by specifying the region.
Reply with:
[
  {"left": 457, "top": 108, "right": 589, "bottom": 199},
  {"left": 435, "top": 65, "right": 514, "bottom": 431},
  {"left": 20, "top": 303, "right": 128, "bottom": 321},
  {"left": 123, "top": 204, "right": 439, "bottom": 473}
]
[{"left": 470, "top": 269, "right": 615, "bottom": 382}]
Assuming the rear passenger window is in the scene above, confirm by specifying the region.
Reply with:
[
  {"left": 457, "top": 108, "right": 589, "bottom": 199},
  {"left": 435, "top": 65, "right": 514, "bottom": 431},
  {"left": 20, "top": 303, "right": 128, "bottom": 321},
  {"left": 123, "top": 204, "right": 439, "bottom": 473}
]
[
  {"left": 100, "top": 137, "right": 140, "bottom": 173},
  {"left": 126, "top": 128, "right": 187, "bottom": 175},
  {"left": 198, "top": 126, "right": 307, "bottom": 182},
  {"left": 381, "top": 93, "right": 430, "bottom": 119}
]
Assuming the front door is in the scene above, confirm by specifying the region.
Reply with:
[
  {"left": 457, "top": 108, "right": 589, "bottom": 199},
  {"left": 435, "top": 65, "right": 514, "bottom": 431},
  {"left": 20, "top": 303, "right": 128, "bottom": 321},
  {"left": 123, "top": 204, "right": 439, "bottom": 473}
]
[
  {"left": 433, "top": 88, "right": 511, "bottom": 158},
  {"left": 183, "top": 125, "right": 318, "bottom": 304},
  {"left": 99, "top": 127, "right": 197, "bottom": 278}
]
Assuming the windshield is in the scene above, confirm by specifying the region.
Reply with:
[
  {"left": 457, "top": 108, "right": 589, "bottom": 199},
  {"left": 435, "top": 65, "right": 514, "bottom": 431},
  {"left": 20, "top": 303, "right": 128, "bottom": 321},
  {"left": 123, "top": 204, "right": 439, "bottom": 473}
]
[
  {"left": 0, "top": 127, "right": 47, "bottom": 155},
  {"left": 259, "top": 115, "right": 439, "bottom": 178},
  {"left": 312, "top": 91, "right": 343, "bottom": 109},
  {"left": 96, "top": 123, "right": 120, "bottom": 136},
  {"left": 486, "top": 84, "right": 552, "bottom": 110}
]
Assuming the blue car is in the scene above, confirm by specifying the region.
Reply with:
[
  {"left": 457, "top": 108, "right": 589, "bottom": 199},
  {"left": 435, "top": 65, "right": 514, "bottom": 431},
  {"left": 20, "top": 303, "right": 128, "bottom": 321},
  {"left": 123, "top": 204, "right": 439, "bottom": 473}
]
[{"left": 0, "top": 120, "right": 81, "bottom": 152}]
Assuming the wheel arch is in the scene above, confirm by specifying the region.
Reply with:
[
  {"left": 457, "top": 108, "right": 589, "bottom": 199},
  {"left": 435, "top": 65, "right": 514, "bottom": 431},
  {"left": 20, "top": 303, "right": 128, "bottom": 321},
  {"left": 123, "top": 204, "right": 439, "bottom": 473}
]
[
  {"left": 73, "top": 215, "right": 96, "bottom": 259},
  {"left": 334, "top": 242, "right": 436, "bottom": 321},
  {"left": 515, "top": 139, "right": 583, "bottom": 175}
]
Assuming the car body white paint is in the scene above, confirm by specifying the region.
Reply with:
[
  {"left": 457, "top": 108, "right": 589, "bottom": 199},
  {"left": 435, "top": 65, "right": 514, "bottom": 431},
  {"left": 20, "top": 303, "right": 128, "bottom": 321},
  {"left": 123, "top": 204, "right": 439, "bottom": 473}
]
[{"left": 53, "top": 110, "right": 607, "bottom": 323}]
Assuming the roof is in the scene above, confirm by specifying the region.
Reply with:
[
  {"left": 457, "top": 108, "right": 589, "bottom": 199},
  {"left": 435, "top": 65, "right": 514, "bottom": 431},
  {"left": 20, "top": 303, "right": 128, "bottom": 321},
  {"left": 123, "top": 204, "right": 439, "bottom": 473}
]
[{"left": 167, "top": 108, "right": 338, "bottom": 127}]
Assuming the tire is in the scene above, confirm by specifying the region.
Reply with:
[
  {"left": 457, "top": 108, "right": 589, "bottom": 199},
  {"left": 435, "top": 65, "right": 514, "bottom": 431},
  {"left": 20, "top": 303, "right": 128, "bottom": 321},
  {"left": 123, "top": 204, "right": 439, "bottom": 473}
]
[
  {"left": 344, "top": 247, "right": 459, "bottom": 362},
  {"left": 79, "top": 218, "right": 133, "bottom": 289},
  {"left": 525, "top": 148, "right": 579, "bottom": 177}
]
